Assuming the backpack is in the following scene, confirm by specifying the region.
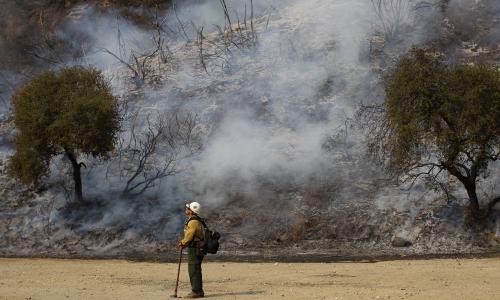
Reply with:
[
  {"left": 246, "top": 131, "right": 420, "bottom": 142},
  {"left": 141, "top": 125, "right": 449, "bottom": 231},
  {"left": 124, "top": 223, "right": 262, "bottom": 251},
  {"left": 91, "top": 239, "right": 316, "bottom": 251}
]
[{"left": 188, "top": 216, "right": 221, "bottom": 255}]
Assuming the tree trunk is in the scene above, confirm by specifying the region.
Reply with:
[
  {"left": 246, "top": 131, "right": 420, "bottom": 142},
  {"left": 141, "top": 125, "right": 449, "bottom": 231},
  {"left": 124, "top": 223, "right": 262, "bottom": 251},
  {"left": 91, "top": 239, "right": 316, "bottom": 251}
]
[
  {"left": 65, "top": 150, "right": 84, "bottom": 203},
  {"left": 463, "top": 180, "right": 480, "bottom": 219}
]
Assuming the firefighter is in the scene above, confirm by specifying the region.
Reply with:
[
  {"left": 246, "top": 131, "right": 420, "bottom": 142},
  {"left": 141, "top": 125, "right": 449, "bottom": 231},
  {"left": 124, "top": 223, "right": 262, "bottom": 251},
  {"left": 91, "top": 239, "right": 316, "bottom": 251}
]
[{"left": 178, "top": 202, "right": 205, "bottom": 298}]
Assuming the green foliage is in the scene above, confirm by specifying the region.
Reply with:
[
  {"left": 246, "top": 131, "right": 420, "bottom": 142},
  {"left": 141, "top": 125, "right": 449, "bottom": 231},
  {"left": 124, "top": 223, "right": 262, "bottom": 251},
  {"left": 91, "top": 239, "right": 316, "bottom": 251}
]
[
  {"left": 8, "top": 66, "right": 120, "bottom": 185},
  {"left": 385, "top": 48, "right": 500, "bottom": 173},
  {"left": 382, "top": 47, "right": 500, "bottom": 217},
  {"left": 384, "top": 49, "right": 447, "bottom": 171}
]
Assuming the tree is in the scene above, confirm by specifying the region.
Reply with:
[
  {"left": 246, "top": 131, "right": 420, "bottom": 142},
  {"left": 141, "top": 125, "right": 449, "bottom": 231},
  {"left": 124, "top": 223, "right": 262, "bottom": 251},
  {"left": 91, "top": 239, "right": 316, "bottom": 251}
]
[
  {"left": 118, "top": 112, "right": 199, "bottom": 197},
  {"left": 377, "top": 48, "right": 500, "bottom": 219},
  {"left": 371, "top": 0, "right": 412, "bottom": 43},
  {"left": 8, "top": 66, "right": 120, "bottom": 202}
]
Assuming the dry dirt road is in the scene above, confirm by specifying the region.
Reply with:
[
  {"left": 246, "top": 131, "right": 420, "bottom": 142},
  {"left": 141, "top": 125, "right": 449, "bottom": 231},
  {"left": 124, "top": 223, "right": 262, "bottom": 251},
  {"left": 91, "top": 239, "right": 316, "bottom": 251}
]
[{"left": 0, "top": 257, "right": 499, "bottom": 299}]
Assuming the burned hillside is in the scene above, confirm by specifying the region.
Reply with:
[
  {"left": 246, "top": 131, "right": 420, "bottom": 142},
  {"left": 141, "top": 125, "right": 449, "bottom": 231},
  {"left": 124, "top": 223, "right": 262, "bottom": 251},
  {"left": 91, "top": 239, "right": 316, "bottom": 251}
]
[{"left": 0, "top": 0, "right": 499, "bottom": 260}]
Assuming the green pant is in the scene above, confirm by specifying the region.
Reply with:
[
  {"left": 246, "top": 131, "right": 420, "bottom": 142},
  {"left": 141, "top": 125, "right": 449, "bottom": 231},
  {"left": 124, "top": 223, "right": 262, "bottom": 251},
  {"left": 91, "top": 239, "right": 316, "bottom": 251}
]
[{"left": 187, "top": 246, "right": 204, "bottom": 293}]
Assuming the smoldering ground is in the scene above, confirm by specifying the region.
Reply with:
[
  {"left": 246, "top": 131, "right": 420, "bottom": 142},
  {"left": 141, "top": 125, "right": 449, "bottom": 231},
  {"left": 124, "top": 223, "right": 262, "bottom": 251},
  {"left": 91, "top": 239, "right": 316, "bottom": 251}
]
[{"left": 0, "top": 0, "right": 498, "bottom": 258}]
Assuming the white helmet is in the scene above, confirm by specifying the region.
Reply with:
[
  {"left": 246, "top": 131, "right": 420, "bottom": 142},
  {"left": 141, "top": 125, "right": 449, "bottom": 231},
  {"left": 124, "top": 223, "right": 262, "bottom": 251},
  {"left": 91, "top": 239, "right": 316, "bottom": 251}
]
[{"left": 186, "top": 202, "right": 201, "bottom": 215}]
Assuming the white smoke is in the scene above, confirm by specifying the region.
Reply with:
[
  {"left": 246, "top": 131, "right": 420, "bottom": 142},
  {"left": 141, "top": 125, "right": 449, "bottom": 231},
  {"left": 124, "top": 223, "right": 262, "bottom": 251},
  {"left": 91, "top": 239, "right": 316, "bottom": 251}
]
[
  {"left": 2, "top": 0, "right": 449, "bottom": 239},
  {"left": 62, "top": 0, "right": 438, "bottom": 210}
]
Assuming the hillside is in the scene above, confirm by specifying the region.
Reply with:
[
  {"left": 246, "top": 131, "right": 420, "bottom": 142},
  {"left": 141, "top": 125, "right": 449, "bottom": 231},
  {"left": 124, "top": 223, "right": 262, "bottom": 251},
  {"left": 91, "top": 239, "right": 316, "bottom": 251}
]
[{"left": 0, "top": 0, "right": 499, "bottom": 260}]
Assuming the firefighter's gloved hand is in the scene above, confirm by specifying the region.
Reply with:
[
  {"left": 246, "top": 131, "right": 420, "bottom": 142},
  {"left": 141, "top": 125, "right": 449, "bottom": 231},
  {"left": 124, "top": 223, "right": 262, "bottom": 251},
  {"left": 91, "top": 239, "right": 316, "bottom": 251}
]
[{"left": 177, "top": 241, "right": 185, "bottom": 249}]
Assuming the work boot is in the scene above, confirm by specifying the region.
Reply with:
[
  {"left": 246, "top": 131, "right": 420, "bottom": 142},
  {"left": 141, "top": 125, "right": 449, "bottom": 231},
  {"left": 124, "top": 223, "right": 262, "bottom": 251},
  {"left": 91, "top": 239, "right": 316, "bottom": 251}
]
[{"left": 184, "top": 291, "right": 204, "bottom": 298}]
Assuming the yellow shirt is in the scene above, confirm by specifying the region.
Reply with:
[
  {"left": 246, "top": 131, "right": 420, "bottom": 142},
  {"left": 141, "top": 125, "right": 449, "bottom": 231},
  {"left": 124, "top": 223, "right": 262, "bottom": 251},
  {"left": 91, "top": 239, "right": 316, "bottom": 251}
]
[{"left": 180, "top": 217, "right": 204, "bottom": 247}]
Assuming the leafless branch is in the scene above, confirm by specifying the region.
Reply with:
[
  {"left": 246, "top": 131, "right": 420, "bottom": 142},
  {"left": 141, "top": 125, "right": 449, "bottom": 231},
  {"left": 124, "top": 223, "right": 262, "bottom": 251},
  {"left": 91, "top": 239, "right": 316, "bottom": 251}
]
[
  {"left": 196, "top": 0, "right": 258, "bottom": 73},
  {"left": 371, "top": 0, "right": 412, "bottom": 42},
  {"left": 101, "top": 13, "right": 171, "bottom": 85},
  {"left": 172, "top": 1, "right": 190, "bottom": 42},
  {"left": 119, "top": 112, "right": 200, "bottom": 197}
]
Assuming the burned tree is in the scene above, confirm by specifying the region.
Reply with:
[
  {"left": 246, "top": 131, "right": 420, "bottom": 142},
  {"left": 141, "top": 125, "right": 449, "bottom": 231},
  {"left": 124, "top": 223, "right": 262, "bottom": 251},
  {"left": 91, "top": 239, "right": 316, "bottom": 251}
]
[
  {"left": 101, "top": 4, "right": 172, "bottom": 86},
  {"left": 196, "top": 0, "right": 258, "bottom": 72},
  {"left": 101, "top": 31, "right": 163, "bottom": 85},
  {"left": 118, "top": 112, "right": 199, "bottom": 197},
  {"left": 8, "top": 66, "right": 120, "bottom": 203},
  {"left": 368, "top": 48, "right": 500, "bottom": 219},
  {"left": 371, "top": 0, "right": 413, "bottom": 43}
]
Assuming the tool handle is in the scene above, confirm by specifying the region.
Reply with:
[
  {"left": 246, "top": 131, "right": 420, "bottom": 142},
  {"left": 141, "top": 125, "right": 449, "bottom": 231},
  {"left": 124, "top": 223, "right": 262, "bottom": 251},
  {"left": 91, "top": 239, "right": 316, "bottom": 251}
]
[{"left": 173, "top": 248, "right": 183, "bottom": 295}]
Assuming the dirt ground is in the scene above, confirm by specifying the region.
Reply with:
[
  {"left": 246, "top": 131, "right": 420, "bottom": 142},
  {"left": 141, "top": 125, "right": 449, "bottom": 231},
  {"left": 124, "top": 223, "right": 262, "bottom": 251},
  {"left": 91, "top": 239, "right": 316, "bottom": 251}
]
[{"left": 0, "top": 257, "right": 499, "bottom": 300}]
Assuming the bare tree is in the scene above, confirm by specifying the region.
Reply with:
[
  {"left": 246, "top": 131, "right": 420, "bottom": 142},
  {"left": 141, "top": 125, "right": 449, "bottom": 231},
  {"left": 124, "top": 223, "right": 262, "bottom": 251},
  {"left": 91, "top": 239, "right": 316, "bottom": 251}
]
[
  {"left": 172, "top": 0, "right": 190, "bottom": 42},
  {"left": 371, "top": 0, "right": 413, "bottom": 43},
  {"left": 197, "top": 26, "right": 210, "bottom": 74},
  {"left": 119, "top": 112, "right": 200, "bottom": 197},
  {"left": 196, "top": 0, "right": 258, "bottom": 72},
  {"left": 101, "top": 35, "right": 159, "bottom": 85},
  {"left": 148, "top": 2, "right": 174, "bottom": 63},
  {"left": 101, "top": 7, "right": 172, "bottom": 85}
]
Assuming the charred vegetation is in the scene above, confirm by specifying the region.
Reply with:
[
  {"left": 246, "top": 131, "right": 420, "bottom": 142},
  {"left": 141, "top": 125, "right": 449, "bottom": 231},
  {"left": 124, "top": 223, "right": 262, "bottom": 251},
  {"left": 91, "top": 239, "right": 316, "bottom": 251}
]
[{"left": 0, "top": 0, "right": 499, "bottom": 260}]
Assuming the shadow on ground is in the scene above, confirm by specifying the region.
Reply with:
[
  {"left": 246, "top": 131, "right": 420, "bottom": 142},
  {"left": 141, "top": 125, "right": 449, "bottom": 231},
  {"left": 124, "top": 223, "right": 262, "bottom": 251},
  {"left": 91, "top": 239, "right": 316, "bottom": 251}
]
[{"left": 204, "top": 290, "right": 265, "bottom": 298}]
